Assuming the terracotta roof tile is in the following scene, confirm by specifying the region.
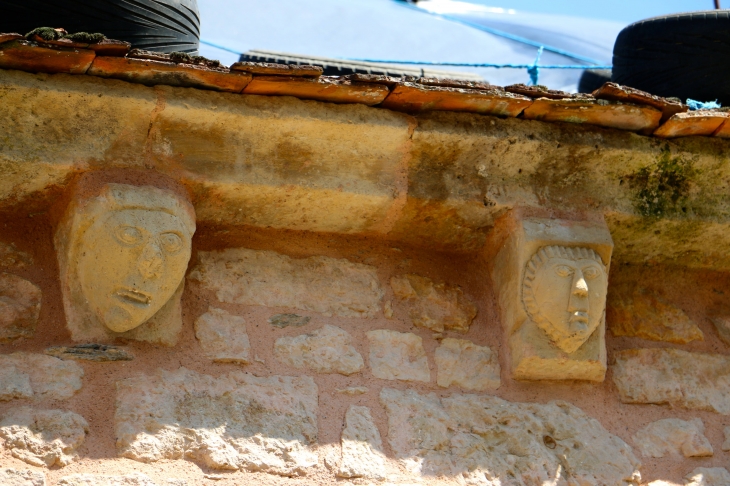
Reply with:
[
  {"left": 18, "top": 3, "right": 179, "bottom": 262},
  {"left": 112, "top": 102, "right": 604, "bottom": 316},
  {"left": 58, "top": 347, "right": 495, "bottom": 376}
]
[
  {"left": 417, "top": 77, "right": 497, "bottom": 91},
  {"left": 653, "top": 110, "right": 729, "bottom": 138},
  {"left": 592, "top": 82, "right": 687, "bottom": 122},
  {"left": 343, "top": 73, "right": 414, "bottom": 87},
  {"left": 0, "top": 39, "right": 95, "bottom": 74},
  {"left": 242, "top": 75, "right": 389, "bottom": 105},
  {"left": 87, "top": 56, "right": 252, "bottom": 93},
  {"left": 88, "top": 39, "right": 130, "bottom": 57},
  {"left": 522, "top": 97, "right": 662, "bottom": 133},
  {"left": 505, "top": 84, "right": 574, "bottom": 100},
  {"left": 0, "top": 33, "right": 24, "bottom": 44},
  {"left": 379, "top": 83, "right": 532, "bottom": 116},
  {"left": 231, "top": 61, "right": 322, "bottom": 77},
  {"left": 28, "top": 35, "right": 89, "bottom": 49}
]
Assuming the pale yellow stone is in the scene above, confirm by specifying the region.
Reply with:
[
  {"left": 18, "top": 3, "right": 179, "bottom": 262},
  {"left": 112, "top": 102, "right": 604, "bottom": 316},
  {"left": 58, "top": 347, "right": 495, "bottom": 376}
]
[
  {"left": 633, "top": 418, "right": 713, "bottom": 458},
  {"left": 274, "top": 324, "right": 363, "bottom": 375},
  {"left": 685, "top": 468, "right": 730, "bottom": 486},
  {"left": 0, "top": 353, "right": 83, "bottom": 401},
  {"left": 189, "top": 248, "right": 383, "bottom": 318},
  {"left": 115, "top": 367, "right": 318, "bottom": 476},
  {"left": 194, "top": 307, "right": 250, "bottom": 363},
  {"left": 435, "top": 338, "right": 500, "bottom": 391},
  {"left": 58, "top": 473, "right": 160, "bottom": 486},
  {"left": 0, "top": 469, "right": 46, "bottom": 486},
  {"left": 390, "top": 274, "right": 476, "bottom": 332},
  {"left": 55, "top": 183, "right": 195, "bottom": 345},
  {"left": 366, "top": 330, "right": 430, "bottom": 382},
  {"left": 0, "top": 273, "right": 41, "bottom": 343},
  {"left": 491, "top": 217, "right": 613, "bottom": 381},
  {"left": 380, "top": 387, "right": 641, "bottom": 485},
  {"left": 0, "top": 407, "right": 88, "bottom": 468},
  {"left": 336, "top": 387, "right": 368, "bottom": 395},
  {"left": 613, "top": 348, "right": 730, "bottom": 414},
  {"left": 609, "top": 290, "right": 703, "bottom": 344},
  {"left": 338, "top": 405, "right": 386, "bottom": 479}
]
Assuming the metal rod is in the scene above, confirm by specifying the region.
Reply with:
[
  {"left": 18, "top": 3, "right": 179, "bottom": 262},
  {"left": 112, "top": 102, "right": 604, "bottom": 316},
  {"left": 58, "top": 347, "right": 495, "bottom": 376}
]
[{"left": 715, "top": 0, "right": 721, "bottom": 9}]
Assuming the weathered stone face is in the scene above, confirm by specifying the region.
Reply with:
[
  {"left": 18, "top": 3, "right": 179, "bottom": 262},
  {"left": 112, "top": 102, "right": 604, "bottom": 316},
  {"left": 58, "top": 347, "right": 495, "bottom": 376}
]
[
  {"left": 435, "top": 338, "right": 500, "bottom": 391},
  {"left": 633, "top": 418, "right": 713, "bottom": 458},
  {"left": 684, "top": 468, "right": 730, "bottom": 486},
  {"left": 58, "top": 473, "right": 178, "bottom": 486},
  {"left": 194, "top": 307, "right": 250, "bottom": 363},
  {"left": 366, "top": 329, "right": 430, "bottom": 382},
  {"left": 338, "top": 405, "right": 386, "bottom": 480},
  {"left": 0, "top": 468, "right": 46, "bottom": 486},
  {"left": 523, "top": 246, "right": 608, "bottom": 354},
  {"left": 0, "top": 353, "right": 83, "bottom": 401},
  {"left": 56, "top": 183, "right": 195, "bottom": 344},
  {"left": 0, "top": 272, "right": 42, "bottom": 343},
  {"left": 274, "top": 324, "right": 363, "bottom": 375}
]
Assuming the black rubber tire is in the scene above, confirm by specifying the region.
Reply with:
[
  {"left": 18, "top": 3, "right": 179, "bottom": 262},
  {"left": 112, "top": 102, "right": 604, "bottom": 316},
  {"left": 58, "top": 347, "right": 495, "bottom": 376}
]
[
  {"left": 612, "top": 10, "right": 730, "bottom": 104},
  {"left": 0, "top": 0, "right": 199, "bottom": 54},
  {"left": 578, "top": 69, "right": 612, "bottom": 94}
]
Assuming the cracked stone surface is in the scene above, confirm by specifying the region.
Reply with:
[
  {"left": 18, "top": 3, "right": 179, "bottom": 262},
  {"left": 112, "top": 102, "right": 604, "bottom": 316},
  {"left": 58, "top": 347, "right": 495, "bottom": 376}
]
[
  {"left": 435, "top": 338, "right": 500, "bottom": 391},
  {"left": 115, "top": 367, "right": 318, "bottom": 476},
  {"left": 390, "top": 274, "right": 477, "bottom": 332},
  {"left": 633, "top": 418, "right": 713, "bottom": 458},
  {"left": 189, "top": 248, "right": 383, "bottom": 318},
  {"left": 367, "top": 329, "right": 430, "bottom": 382},
  {"left": 58, "top": 473, "right": 175, "bottom": 486},
  {"left": 0, "top": 468, "right": 46, "bottom": 486},
  {"left": 380, "top": 387, "right": 641, "bottom": 485},
  {"left": 0, "top": 407, "right": 88, "bottom": 467},
  {"left": 338, "top": 405, "right": 385, "bottom": 480},
  {"left": 0, "top": 272, "right": 41, "bottom": 343},
  {"left": 0, "top": 353, "right": 83, "bottom": 401},
  {"left": 274, "top": 324, "right": 363, "bottom": 375},
  {"left": 194, "top": 307, "right": 250, "bottom": 363},
  {"left": 685, "top": 467, "right": 730, "bottom": 486}
]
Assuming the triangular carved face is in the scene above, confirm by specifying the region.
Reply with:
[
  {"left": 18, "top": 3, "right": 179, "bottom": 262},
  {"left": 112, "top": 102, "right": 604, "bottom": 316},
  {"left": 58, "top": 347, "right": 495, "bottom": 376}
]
[{"left": 522, "top": 246, "right": 608, "bottom": 354}]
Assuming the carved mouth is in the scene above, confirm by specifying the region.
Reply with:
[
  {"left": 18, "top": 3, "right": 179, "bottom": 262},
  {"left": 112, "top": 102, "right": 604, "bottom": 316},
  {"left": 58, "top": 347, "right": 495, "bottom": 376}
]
[
  {"left": 115, "top": 288, "right": 151, "bottom": 307},
  {"left": 569, "top": 312, "right": 589, "bottom": 327}
]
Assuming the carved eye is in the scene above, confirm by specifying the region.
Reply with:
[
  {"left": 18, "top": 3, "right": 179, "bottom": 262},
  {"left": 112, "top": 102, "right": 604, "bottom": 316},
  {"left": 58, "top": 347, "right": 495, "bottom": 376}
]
[
  {"left": 114, "top": 226, "right": 142, "bottom": 246},
  {"left": 555, "top": 265, "right": 573, "bottom": 277},
  {"left": 160, "top": 232, "right": 183, "bottom": 254},
  {"left": 583, "top": 266, "right": 601, "bottom": 280}
]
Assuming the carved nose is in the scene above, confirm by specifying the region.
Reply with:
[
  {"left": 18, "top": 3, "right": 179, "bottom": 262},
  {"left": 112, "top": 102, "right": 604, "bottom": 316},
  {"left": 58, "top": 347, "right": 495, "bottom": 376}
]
[
  {"left": 572, "top": 274, "right": 589, "bottom": 297},
  {"left": 138, "top": 241, "right": 163, "bottom": 279}
]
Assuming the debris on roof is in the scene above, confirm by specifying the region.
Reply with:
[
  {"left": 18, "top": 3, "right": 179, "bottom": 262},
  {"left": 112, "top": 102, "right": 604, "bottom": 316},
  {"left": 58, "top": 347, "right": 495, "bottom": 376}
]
[{"left": 1, "top": 31, "right": 726, "bottom": 140}]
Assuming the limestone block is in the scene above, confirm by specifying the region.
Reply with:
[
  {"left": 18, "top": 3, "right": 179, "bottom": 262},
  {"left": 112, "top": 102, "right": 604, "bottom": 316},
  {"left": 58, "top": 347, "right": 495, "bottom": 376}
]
[
  {"left": 366, "top": 330, "right": 430, "bottom": 382},
  {"left": 435, "top": 338, "right": 500, "bottom": 391},
  {"left": 194, "top": 307, "right": 250, "bottom": 363},
  {"left": 685, "top": 468, "right": 730, "bottom": 486},
  {"left": 633, "top": 418, "right": 713, "bottom": 458},
  {"left": 189, "top": 248, "right": 383, "bottom": 318},
  {"left": 613, "top": 348, "right": 730, "bottom": 414},
  {"left": 0, "top": 407, "right": 88, "bottom": 467},
  {"left": 380, "top": 388, "right": 641, "bottom": 485},
  {"left": 45, "top": 344, "right": 133, "bottom": 362},
  {"left": 0, "top": 469, "right": 46, "bottom": 486},
  {"left": 58, "top": 473, "right": 159, "bottom": 486},
  {"left": 0, "top": 353, "right": 83, "bottom": 401},
  {"left": 55, "top": 183, "right": 196, "bottom": 345},
  {"left": 268, "top": 313, "right": 310, "bottom": 328},
  {"left": 711, "top": 316, "right": 730, "bottom": 346},
  {"left": 608, "top": 289, "right": 703, "bottom": 343},
  {"left": 491, "top": 216, "right": 613, "bottom": 381},
  {"left": 0, "top": 273, "right": 42, "bottom": 343},
  {"left": 390, "top": 274, "right": 477, "bottom": 332},
  {"left": 338, "top": 405, "right": 386, "bottom": 480},
  {"left": 115, "top": 367, "right": 318, "bottom": 476},
  {"left": 274, "top": 324, "right": 363, "bottom": 375},
  {"left": 723, "top": 426, "right": 730, "bottom": 451}
]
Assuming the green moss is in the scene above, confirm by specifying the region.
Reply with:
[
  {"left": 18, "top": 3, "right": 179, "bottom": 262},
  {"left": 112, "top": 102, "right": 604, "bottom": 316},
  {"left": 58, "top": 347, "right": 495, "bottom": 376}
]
[
  {"left": 628, "top": 146, "right": 697, "bottom": 218},
  {"left": 169, "top": 51, "right": 221, "bottom": 68},
  {"left": 25, "top": 27, "right": 63, "bottom": 41},
  {"left": 63, "top": 32, "right": 106, "bottom": 43}
]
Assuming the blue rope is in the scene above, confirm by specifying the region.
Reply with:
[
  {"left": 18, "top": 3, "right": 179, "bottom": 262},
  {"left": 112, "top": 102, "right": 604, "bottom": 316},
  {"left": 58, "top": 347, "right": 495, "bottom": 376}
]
[
  {"left": 200, "top": 39, "right": 243, "bottom": 55},
  {"left": 687, "top": 98, "right": 722, "bottom": 110},
  {"left": 527, "top": 46, "right": 543, "bottom": 85}
]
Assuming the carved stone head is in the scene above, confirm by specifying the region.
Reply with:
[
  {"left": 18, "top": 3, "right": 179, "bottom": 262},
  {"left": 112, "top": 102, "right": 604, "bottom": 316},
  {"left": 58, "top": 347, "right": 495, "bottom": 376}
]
[
  {"left": 522, "top": 246, "right": 608, "bottom": 354},
  {"left": 56, "top": 183, "right": 195, "bottom": 341}
]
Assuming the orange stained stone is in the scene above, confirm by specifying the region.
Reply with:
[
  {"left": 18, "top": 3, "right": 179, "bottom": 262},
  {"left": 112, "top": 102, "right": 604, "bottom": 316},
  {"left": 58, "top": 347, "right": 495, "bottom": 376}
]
[
  {"left": 0, "top": 40, "right": 95, "bottom": 74},
  {"left": 653, "top": 110, "right": 729, "bottom": 138},
  {"left": 522, "top": 98, "right": 662, "bottom": 133},
  {"left": 87, "top": 56, "right": 252, "bottom": 93},
  {"left": 379, "top": 83, "right": 532, "bottom": 116},
  {"left": 592, "top": 82, "right": 687, "bottom": 122},
  {"left": 243, "top": 76, "right": 389, "bottom": 105}
]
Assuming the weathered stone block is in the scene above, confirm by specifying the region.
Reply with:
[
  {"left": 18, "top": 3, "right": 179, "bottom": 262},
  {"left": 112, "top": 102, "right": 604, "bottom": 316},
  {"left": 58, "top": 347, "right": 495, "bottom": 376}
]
[
  {"left": 115, "top": 367, "right": 318, "bottom": 476},
  {"left": 268, "top": 313, "right": 310, "bottom": 328},
  {"left": 0, "top": 407, "right": 88, "bottom": 467},
  {"left": 366, "top": 330, "right": 430, "bottom": 382},
  {"left": 613, "top": 348, "right": 730, "bottom": 414},
  {"left": 189, "top": 249, "right": 383, "bottom": 318},
  {"left": 58, "top": 473, "right": 161, "bottom": 486},
  {"left": 633, "top": 418, "right": 713, "bottom": 458},
  {"left": 380, "top": 388, "right": 641, "bottom": 485},
  {"left": 55, "top": 183, "right": 195, "bottom": 345},
  {"left": 685, "top": 468, "right": 730, "bottom": 486},
  {"left": 0, "top": 353, "right": 83, "bottom": 401},
  {"left": 608, "top": 289, "right": 703, "bottom": 343},
  {"left": 0, "top": 273, "right": 41, "bottom": 342},
  {"left": 0, "top": 243, "right": 32, "bottom": 267},
  {"left": 435, "top": 338, "right": 500, "bottom": 391},
  {"left": 194, "top": 307, "right": 250, "bottom": 363},
  {"left": 491, "top": 216, "right": 613, "bottom": 381},
  {"left": 274, "top": 324, "right": 363, "bottom": 375},
  {"left": 338, "top": 405, "right": 386, "bottom": 479},
  {"left": 0, "top": 468, "right": 46, "bottom": 486},
  {"left": 390, "top": 274, "right": 477, "bottom": 332}
]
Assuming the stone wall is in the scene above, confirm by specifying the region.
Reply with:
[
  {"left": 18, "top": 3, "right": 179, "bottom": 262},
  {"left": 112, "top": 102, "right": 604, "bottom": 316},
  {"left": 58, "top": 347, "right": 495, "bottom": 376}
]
[{"left": 2, "top": 212, "right": 730, "bottom": 486}]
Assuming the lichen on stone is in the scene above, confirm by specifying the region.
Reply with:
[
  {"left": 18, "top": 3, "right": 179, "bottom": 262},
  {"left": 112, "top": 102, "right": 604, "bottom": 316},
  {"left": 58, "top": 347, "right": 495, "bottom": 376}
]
[{"left": 63, "top": 32, "right": 106, "bottom": 43}]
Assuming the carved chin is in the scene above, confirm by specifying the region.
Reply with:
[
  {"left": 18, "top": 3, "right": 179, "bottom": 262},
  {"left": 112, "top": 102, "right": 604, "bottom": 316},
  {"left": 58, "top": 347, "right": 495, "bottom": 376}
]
[
  {"left": 103, "top": 305, "right": 145, "bottom": 333},
  {"left": 537, "top": 320, "right": 598, "bottom": 354}
]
